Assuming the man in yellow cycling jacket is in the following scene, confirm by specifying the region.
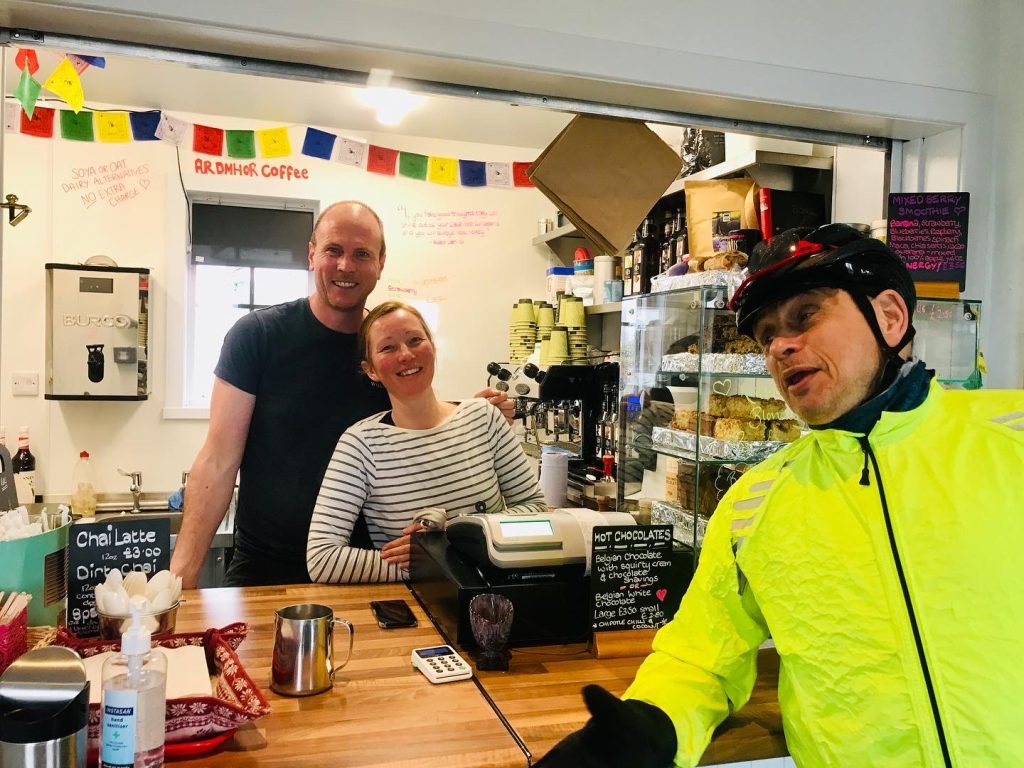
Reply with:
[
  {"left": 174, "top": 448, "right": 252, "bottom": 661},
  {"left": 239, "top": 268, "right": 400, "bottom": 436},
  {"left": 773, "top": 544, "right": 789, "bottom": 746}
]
[{"left": 537, "top": 224, "right": 1024, "bottom": 767}]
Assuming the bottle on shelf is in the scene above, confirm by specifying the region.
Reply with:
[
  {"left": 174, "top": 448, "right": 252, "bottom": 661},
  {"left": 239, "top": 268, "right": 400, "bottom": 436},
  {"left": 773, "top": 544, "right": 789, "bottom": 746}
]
[
  {"left": 631, "top": 217, "right": 660, "bottom": 295},
  {"left": 12, "top": 426, "right": 37, "bottom": 501},
  {"left": 101, "top": 607, "right": 167, "bottom": 768},
  {"left": 71, "top": 450, "right": 98, "bottom": 518},
  {"left": 672, "top": 208, "right": 688, "bottom": 266},
  {"left": 659, "top": 210, "right": 674, "bottom": 275}
]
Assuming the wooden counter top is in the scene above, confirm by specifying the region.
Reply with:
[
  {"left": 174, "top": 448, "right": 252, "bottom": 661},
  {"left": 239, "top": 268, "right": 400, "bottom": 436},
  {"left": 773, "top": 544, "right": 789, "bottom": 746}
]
[
  {"left": 172, "top": 584, "right": 785, "bottom": 766},
  {"left": 472, "top": 643, "right": 787, "bottom": 766},
  {"left": 174, "top": 584, "right": 528, "bottom": 767}
]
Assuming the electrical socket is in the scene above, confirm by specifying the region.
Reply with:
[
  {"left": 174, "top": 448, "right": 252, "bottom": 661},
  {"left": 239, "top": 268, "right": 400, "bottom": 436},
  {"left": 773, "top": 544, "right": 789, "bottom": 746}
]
[{"left": 12, "top": 371, "right": 39, "bottom": 397}]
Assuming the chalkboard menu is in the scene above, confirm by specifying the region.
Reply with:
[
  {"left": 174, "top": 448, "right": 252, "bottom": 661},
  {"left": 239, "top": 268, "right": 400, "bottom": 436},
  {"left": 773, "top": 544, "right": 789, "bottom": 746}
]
[
  {"left": 67, "top": 518, "right": 171, "bottom": 637},
  {"left": 590, "top": 525, "right": 674, "bottom": 632},
  {"left": 887, "top": 192, "right": 970, "bottom": 289}
]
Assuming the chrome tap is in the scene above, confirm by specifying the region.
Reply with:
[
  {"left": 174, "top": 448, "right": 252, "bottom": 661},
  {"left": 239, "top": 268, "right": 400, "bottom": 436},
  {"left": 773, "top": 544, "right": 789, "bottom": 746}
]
[{"left": 117, "top": 469, "right": 143, "bottom": 513}]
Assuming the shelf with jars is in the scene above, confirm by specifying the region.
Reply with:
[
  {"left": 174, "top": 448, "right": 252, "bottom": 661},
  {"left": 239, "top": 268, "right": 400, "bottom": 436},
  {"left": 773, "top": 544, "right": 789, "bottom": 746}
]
[{"left": 615, "top": 285, "right": 801, "bottom": 564}]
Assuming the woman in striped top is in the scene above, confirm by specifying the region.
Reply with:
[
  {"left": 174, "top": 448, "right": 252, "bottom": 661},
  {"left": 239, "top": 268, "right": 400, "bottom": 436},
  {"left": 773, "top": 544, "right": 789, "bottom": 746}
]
[{"left": 307, "top": 300, "right": 546, "bottom": 583}]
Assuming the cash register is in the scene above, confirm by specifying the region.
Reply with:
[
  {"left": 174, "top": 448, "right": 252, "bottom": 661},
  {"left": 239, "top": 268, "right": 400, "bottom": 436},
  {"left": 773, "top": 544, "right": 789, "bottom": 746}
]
[{"left": 409, "top": 508, "right": 634, "bottom": 648}]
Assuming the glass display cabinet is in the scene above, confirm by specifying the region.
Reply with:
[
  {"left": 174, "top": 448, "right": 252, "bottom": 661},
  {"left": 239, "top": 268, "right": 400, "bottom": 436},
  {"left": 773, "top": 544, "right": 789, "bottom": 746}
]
[
  {"left": 913, "top": 298, "right": 982, "bottom": 388},
  {"left": 616, "top": 285, "right": 800, "bottom": 563}
]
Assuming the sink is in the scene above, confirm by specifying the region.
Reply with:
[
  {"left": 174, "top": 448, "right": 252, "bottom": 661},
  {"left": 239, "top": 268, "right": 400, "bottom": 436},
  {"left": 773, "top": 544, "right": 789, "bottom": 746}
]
[{"left": 92, "top": 509, "right": 183, "bottom": 534}]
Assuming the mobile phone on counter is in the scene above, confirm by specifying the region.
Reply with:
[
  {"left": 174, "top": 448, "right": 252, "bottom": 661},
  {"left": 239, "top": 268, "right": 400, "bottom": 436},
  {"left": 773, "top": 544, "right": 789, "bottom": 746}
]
[
  {"left": 411, "top": 645, "right": 473, "bottom": 684},
  {"left": 370, "top": 599, "right": 418, "bottom": 629}
]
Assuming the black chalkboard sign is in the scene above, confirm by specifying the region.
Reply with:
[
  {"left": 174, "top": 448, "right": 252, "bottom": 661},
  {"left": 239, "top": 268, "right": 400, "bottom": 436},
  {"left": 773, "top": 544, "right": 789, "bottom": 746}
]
[
  {"left": 887, "top": 192, "right": 969, "bottom": 290},
  {"left": 590, "top": 525, "right": 674, "bottom": 632},
  {"left": 67, "top": 518, "right": 171, "bottom": 637}
]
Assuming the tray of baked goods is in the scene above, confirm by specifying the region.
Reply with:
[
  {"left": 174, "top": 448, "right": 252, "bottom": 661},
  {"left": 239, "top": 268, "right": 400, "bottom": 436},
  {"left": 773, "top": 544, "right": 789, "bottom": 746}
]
[
  {"left": 653, "top": 393, "right": 802, "bottom": 462},
  {"left": 661, "top": 315, "right": 766, "bottom": 376}
]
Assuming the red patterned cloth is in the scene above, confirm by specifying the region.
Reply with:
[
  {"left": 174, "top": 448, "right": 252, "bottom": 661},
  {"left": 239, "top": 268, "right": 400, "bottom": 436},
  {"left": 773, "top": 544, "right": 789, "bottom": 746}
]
[
  {"left": 0, "top": 607, "right": 28, "bottom": 675},
  {"left": 54, "top": 623, "right": 271, "bottom": 747}
]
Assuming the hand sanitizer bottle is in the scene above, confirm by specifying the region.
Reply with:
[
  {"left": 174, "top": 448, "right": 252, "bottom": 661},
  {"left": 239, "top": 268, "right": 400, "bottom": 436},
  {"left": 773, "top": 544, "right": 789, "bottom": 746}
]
[{"left": 101, "top": 606, "right": 167, "bottom": 767}]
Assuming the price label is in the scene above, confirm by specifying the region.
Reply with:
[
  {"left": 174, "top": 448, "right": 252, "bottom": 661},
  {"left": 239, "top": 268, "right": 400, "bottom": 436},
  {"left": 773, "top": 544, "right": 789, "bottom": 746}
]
[
  {"left": 67, "top": 518, "right": 170, "bottom": 637},
  {"left": 590, "top": 525, "right": 674, "bottom": 632}
]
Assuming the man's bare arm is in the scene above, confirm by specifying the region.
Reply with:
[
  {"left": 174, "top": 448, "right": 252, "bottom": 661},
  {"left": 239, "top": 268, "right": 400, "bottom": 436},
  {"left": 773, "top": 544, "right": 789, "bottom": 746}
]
[{"left": 170, "top": 378, "right": 254, "bottom": 588}]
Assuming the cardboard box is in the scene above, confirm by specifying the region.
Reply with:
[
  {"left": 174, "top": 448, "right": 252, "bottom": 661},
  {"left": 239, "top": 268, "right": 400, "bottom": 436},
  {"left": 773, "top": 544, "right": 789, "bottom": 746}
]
[{"left": 528, "top": 115, "right": 682, "bottom": 255}]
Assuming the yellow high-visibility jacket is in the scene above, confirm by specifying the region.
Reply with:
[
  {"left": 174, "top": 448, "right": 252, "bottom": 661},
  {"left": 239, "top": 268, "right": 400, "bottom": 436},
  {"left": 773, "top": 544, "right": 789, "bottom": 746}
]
[{"left": 624, "top": 382, "right": 1024, "bottom": 767}]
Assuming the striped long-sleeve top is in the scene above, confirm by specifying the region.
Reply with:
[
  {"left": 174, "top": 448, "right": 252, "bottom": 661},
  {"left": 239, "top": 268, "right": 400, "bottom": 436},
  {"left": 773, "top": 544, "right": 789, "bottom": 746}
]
[{"left": 307, "top": 398, "right": 546, "bottom": 583}]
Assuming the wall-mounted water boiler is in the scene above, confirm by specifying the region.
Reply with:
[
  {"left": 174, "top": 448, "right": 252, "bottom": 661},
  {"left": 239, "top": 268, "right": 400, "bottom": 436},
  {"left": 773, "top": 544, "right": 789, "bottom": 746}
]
[{"left": 44, "top": 264, "right": 150, "bottom": 400}]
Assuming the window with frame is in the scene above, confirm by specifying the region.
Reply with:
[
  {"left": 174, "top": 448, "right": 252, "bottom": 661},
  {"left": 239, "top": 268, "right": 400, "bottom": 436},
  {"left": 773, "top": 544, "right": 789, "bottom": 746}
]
[{"left": 184, "top": 196, "right": 317, "bottom": 408}]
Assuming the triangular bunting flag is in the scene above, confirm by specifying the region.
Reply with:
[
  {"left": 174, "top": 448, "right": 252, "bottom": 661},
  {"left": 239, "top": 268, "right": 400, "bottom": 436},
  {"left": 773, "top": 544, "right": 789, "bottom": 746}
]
[
  {"left": 226, "top": 130, "right": 256, "bottom": 159},
  {"left": 512, "top": 162, "right": 535, "bottom": 188},
  {"left": 193, "top": 124, "right": 224, "bottom": 155},
  {"left": 96, "top": 111, "right": 131, "bottom": 142},
  {"left": 301, "top": 127, "right": 336, "bottom": 161},
  {"left": 129, "top": 111, "right": 161, "bottom": 141},
  {"left": 20, "top": 106, "right": 55, "bottom": 138},
  {"left": 459, "top": 160, "right": 486, "bottom": 187},
  {"left": 398, "top": 151, "right": 428, "bottom": 180},
  {"left": 42, "top": 57, "right": 85, "bottom": 113},
  {"left": 155, "top": 113, "right": 190, "bottom": 145},
  {"left": 60, "top": 109, "right": 94, "bottom": 141},
  {"left": 337, "top": 137, "right": 367, "bottom": 167},
  {"left": 486, "top": 162, "right": 512, "bottom": 188},
  {"left": 257, "top": 126, "right": 291, "bottom": 158},
  {"left": 367, "top": 145, "right": 399, "bottom": 175},
  {"left": 427, "top": 156, "right": 458, "bottom": 185},
  {"left": 15, "top": 68, "right": 42, "bottom": 119},
  {"left": 14, "top": 49, "right": 39, "bottom": 76}
]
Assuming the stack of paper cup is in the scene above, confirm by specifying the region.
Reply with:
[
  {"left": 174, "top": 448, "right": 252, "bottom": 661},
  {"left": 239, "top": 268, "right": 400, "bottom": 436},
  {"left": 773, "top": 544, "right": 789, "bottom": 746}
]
[
  {"left": 508, "top": 299, "right": 537, "bottom": 363},
  {"left": 539, "top": 450, "right": 569, "bottom": 508}
]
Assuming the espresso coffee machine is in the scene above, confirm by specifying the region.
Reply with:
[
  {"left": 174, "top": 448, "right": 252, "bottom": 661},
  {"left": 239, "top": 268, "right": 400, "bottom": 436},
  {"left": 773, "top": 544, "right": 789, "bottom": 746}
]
[
  {"left": 485, "top": 361, "right": 619, "bottom": 509},
  {"left": 486, "top": 362, "right": 618, "bottom": 470}
]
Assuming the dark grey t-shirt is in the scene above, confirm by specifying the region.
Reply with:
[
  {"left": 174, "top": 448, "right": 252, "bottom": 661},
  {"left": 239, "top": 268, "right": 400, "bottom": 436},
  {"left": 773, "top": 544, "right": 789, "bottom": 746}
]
[{"left": 214, "top": 298, "right": 390, "bottom": 585}]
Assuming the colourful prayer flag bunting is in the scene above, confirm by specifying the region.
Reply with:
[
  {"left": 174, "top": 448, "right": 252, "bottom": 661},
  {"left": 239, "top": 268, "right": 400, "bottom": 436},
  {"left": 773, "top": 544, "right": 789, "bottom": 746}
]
[
  {"left": 301, "top": 127, "right": 336, "bottom": 161},
  {"left": 96, "top": 111, "right": 131, "bottom": 142},
  {"left": 20, "top": 106, "right": 55, "bottom": 138},
  {"left": 15, "top": 68, "right": 42, "bottom": 119},
  {"left": 486, "top": 162, "right": 512, "bottom": 188},
  {"left": 15, "top": 49, "right": 39, "bottom": 75},
  {"left": 257, "top": 126, "right": 291, "bottom": 158},
  {"left": 512, "top": 162, "right": 534, "bottom": 187},
  {"left": 66, "top": 54, "right": 106, "bottom": 74},
  {"left": 367, "top": 145, "right": 399, "bottom": 175},
  {"left": 155, "top": 113, "right": 190, "bottom": 145},
  {"left": 226, "top": 130, "right": 256, "bottom": 159},
  {"left": 337, "top": 137, "right": 367, "bottom": 167},
  {"left": 459, "top": 159, "right": 486, "bottom": 187},
  {"left": 42, "top": 57, "right": 85, "bottom": 113},
  {"left": 129, "top": 111, "right": 161, "bottom": 141},
  {"left": 398, "top": 151, "right": 428, "bottom": 180},
  {"left": 427, "top": 156, "right": 458, "bottom": 185},
  {"left": 60, "top": 109, "right": 94, "bottom": 141},
  {"left": 193, "top": 124, "right": 224, "bottom": 155}
]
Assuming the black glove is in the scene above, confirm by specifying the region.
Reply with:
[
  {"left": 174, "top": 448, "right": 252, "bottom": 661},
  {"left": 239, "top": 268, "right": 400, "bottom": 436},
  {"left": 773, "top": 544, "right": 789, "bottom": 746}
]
[{"left": 534, "top": 684, "right": 676, "bottom": 768}]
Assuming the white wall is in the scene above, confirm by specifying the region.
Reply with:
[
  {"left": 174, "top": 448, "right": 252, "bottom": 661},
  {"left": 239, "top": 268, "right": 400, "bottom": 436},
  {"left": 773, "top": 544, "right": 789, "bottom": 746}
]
[{"left": 1, "top": 106, "right": 557, "bottom": 496}]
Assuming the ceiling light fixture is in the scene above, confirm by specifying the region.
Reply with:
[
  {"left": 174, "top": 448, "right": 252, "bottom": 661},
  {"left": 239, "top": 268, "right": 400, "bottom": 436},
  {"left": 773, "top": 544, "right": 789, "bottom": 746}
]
[{"left": 356, "top": 68, "right": 425, "bottom": 126}]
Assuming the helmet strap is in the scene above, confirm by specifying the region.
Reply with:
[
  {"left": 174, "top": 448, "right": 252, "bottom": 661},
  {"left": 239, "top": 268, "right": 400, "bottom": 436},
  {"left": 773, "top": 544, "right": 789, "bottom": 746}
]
[{"left": 846, "top": 289, "right": 916, "bottom": 396}]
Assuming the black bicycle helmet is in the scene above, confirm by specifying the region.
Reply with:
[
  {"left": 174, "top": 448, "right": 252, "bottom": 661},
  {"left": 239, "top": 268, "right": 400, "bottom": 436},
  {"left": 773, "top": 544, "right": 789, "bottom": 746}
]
[{"left": 729, "top": 223, "right": 916, "bottom": 365}]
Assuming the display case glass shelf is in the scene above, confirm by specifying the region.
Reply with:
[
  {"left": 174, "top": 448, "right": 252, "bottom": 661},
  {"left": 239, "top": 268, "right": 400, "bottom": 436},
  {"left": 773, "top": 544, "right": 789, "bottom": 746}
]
[
  {"left": 616, "top": 286, "right": 798, "bottom": 563},
  {"left": 913, "top": 298, "right": 982, "bottom": 388}
]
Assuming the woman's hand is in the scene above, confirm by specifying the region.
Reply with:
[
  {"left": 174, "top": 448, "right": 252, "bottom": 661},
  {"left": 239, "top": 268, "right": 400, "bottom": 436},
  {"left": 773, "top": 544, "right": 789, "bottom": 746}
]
[
  {"left": 380, "top": 521, "right": 425, "bottom": 569},
  {"left": 474, "top": 387, "right": 515, "bottom": 425}
]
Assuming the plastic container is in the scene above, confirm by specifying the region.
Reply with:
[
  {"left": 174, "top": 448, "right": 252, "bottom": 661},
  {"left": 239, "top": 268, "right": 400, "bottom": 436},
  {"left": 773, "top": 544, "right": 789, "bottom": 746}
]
[
  {"left": 101, "top": 608, "right": 167, "bottom": 768},
  {"left": 593, "top": 254, "right": 614, "bottom": 300},
  {"left": 546, "top": 267, "right": 573, "bottom": 305},
  {"left": 71, "top": 451, "right": 98, "bottom": 518}
]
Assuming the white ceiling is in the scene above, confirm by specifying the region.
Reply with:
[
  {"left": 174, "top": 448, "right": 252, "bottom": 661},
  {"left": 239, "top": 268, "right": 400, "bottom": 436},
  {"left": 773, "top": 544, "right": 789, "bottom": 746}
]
[{"left": 4, "top": 47, "right": 688, "bottom": 153}]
